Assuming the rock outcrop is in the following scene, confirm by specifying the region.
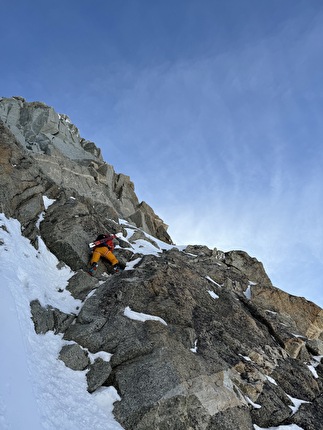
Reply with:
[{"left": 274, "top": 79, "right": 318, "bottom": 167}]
[
  {"left": 1, "top": 96, "right": 323, "bottom": 430},
  {"left": 0, "top": 96, "right": 171, "bottom": 244}
]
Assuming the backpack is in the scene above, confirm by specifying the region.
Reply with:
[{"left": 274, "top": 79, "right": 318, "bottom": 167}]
[{"left": 95, "top": 234, "right": 115, "bottom": 250}]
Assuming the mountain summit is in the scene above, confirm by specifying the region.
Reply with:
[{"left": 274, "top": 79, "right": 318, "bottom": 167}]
[
  {"left": 1, "top": 97, "right": 323, "bottom": 430},
  {"left": 0, "top": 96, "right": 171, "bottom": 248}
]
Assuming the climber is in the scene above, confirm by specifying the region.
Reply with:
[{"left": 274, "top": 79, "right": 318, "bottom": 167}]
[{"left": 88, "top": 233, "right": 125, "bottom": 275}]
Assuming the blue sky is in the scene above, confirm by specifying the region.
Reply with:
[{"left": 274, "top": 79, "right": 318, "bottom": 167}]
[{"left": 2, "top": 0, "right": 323, "bottom": 307}]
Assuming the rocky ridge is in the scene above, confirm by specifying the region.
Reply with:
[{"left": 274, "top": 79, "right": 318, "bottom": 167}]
[
  {"left": 0, "top": 96, "right": 171, "bottom": 246},
  {"left": 1, "top": 97, "right": 323, "bottom": 430}
]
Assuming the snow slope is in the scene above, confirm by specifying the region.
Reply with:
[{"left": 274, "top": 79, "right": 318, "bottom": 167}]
[
  {"left": 0, "top": 213, "right": 122, "bottom": 430},
  {"left": 0, "top": 210, "right": 309, "bottom": 430}
]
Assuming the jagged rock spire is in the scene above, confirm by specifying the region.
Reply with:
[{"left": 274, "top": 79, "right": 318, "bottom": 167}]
[{"left": 0, "top": 96, "right": 171, "bottom": 244}]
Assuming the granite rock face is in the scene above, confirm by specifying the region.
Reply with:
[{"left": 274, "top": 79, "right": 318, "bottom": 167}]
[
  {"left": 0, "top": 97, "right": 171, "bottom": 244},
  {"left": 1, "top": 96, "right": 323, "bottom": 430},
  {"left": 60, "top": 248, "right": 323, "bottom": 429}
]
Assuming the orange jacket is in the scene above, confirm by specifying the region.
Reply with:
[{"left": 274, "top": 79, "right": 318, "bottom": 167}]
[{"left": 94, "top": 234, "right": 116, "bottom": 251}]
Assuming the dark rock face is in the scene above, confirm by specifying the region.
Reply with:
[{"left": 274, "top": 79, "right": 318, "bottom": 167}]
[
  {"left": 86, "top": 358, "right": 112, "bottom": 393},
  {"left": 2, "top": 96, "right": 323, "bottom": 430},
  {"left": 66, "top": 270, "right": 98, "bottom": 300},
  {"left": 30, "top": 299, "right": 75, "bottom": 334},
  {"left": 0, "top": 121, "right": 48, "bottom": 243},
  {"left": 62, "top": 249, "right": 323, "bottom": 430},
  {"left": 59, "top": 343, "right": 90, "bottom": 371},
  {"left": 291, "top": 393, "right": 323, "bottom": 430}
]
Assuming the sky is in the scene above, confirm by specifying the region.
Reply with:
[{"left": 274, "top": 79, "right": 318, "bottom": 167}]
[
  {"left": 0, "top": 204, "right": 319, "bottom": 430},
  {"left": 1, "top": 0, "right": 323, "bottom": 306}
]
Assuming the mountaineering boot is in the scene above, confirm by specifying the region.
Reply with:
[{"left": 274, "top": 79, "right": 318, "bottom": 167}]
[
  {"left": 88, "top": 262, "right": 98, "bottom": 276},
  {"left": 113, "top": 263, "right": 124, "bottom": 273}
]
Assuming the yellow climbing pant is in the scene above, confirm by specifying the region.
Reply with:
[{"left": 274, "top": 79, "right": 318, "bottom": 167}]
[{"left": 90, "top": 246, "right": 118, "bottom": 266}]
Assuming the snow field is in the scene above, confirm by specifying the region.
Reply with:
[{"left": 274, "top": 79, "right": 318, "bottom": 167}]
[{"left": 0, "top": 213, "right": 123, "bottom": 430}]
